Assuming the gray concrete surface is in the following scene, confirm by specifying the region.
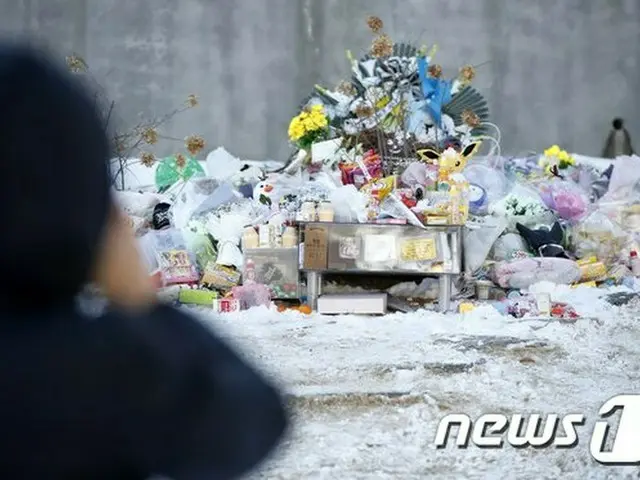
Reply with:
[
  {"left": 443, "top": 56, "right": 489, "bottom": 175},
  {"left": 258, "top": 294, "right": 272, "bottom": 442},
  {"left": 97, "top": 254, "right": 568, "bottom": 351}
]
[{"left": 1, "top": 0, "right": 639, "bottom": 161}]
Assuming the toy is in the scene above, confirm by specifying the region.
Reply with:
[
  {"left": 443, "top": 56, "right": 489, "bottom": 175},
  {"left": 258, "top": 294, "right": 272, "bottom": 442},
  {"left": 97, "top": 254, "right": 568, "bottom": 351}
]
[
  {"left": 416, "top": 141, "right": 481, "bottom": 187},
  {"left": 253, "top": 181, "right": 277, "bottom": 207},
  {"left": 515, "top": 221, "right": 568, "bottom": 258},
  {"left": 415, "top": 142, "right": 480, "bottom": 224}
]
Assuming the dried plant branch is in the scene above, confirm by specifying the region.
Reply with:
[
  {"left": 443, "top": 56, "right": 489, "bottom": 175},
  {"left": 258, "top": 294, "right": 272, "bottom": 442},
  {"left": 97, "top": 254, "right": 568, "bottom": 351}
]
[{"left": 66, "top": 54, "right": 203, "bottom": 189}]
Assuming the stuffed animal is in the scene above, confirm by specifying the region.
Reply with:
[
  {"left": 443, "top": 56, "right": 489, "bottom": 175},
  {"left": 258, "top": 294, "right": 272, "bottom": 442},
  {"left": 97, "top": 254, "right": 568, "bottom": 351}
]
[
  {"left": 415, "top": 142, "right": 481, "bottom": 223},
  {"left": 416, "top": 141, "right": 481, "bottom": 188},
  {"left": 515, "top": 221, "right": 568, "bottom": 258},
  {"left": 253, "top": 181, "right": 276, "bottom": 207}
]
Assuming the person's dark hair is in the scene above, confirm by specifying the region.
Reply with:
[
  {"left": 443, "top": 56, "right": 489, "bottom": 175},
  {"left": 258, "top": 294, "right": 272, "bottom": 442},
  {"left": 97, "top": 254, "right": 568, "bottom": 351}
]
[
  {"left": 0, "top": 44, "right": 111, "bottom": 310},
  {"left": 613, "top": 118, "right": 624, "bottom": 130}
]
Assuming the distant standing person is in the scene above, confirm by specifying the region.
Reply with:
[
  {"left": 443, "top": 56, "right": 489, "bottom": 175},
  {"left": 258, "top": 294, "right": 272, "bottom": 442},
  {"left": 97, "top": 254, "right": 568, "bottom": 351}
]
[{"left": 602, "top": 118, "right": 634, "bottom": 158}]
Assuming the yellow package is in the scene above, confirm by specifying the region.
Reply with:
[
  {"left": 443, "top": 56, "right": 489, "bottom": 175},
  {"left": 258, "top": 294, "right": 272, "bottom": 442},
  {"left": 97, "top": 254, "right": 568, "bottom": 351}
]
[
  {"left": 426, "top": 215, "right": 449, "bottom": 225},
  {"left": 576, "top": 256, "right": 597, "bottom": 266},
  {"left": 400, "top": 237, "right": 437, "bottom": 261},
  {"left": 459, "top": 302, "right": 476, "bottom": 314},
  {"left": 579, "top": 262, "right": 607, "bottom": 282},
  {"left": 361, "top": 176, "right": 396, "bottom": 201}
]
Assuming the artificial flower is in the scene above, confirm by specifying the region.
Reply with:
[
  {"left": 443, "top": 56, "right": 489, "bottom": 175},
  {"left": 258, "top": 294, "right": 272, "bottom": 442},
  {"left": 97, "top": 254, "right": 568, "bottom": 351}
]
[{"left": 544, "top": 145, "right": 561, "bottom": 157}]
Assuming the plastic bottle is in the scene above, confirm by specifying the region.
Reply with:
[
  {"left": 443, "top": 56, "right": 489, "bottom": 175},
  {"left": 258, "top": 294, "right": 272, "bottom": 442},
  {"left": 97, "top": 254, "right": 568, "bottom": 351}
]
[
  {"left": 241, "top": 226, "right": 259, "bottom": 250},
  {"left": 317, "top": 202, "right": 335, "bottom": 222},
  {"left": 630, "top": 250, "right": 640, "bottom": 276},
  {"left": 282, "top": 226, "right": 298, "bottom": 248}
]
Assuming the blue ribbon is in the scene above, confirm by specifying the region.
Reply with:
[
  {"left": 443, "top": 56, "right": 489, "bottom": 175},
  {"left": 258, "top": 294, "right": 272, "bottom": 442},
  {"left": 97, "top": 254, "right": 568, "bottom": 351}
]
[{"left": 417, "top": 56, "right": 452, "bottom": 127}]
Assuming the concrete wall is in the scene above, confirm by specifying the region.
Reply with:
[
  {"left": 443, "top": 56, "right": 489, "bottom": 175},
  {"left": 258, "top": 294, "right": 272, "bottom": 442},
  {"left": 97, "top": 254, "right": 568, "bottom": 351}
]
[{"left": 1, "top": 0, "right": 639, "bottom": 161}]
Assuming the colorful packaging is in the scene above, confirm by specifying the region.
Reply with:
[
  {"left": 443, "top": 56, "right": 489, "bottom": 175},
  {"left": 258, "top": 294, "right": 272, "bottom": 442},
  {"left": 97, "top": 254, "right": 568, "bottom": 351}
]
[
  {"left": 579, "top": 261, "right": 607, "bottom": 282},
  {"left": 213, "top": 298, "right": 241, "bottom": 313},
  {"left": 156, "top": 250, "right": 199, "bottom": 285},
  {"left": 339, "top": 150, "right": 382, "bottom": 186},
  {"left": 201, "top": 262, "right": 241, "bottom": 290},
  {"left": 179, "top": 288, "right": 218, "bottom": 306}
]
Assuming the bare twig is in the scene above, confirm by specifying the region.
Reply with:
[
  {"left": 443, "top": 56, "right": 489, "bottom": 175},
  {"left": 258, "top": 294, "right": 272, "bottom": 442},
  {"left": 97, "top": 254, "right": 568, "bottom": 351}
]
[{"left": 65, "top": 54, "right": 202, "bottom": 189}]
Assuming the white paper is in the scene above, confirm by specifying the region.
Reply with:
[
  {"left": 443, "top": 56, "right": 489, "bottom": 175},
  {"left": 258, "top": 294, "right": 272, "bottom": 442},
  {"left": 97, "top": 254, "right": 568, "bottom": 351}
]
[
  {"left": 363, "top": 235, "right": 396, "bottom": 263},
  {"left": 311, "top": 138, "right": 343, "bottom": 164}
]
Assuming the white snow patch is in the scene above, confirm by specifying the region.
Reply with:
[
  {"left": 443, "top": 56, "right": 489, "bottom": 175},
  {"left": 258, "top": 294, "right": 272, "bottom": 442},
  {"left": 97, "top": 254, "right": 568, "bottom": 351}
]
[{"left": 188, "top": 286, "right": 640, "bottom": 478}]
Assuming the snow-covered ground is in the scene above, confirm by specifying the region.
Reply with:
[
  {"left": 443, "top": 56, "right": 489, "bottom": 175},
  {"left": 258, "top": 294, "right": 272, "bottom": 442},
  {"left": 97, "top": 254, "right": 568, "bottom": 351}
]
[{"left": 195, "top": 284, "right": 640, "bottom": 479}]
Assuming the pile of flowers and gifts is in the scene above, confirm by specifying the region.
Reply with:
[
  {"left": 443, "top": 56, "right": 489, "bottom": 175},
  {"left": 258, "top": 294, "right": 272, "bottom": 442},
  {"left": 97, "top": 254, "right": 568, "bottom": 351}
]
[{"left": 112, "top": 16, "right": 640, "bottom": 317}]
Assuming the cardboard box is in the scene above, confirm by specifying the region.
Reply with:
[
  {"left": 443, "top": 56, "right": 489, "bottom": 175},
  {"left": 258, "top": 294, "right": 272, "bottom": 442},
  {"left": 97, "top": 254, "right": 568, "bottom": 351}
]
[
  {"left": 317, "top": 293, "right": 387, "bottom": 315},
  {"left": 303, "top": 225, "right": 328, "bottom": 270}
]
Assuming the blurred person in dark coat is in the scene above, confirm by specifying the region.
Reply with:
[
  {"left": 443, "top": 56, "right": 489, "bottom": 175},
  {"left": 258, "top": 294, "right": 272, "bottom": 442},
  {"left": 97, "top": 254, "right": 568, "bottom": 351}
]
[{"left": 0, "top": 44, "right": 287, "bottom": 479}]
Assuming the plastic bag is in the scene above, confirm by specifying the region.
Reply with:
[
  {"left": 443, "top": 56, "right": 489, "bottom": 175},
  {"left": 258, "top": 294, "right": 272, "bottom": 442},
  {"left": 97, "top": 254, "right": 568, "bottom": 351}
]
[
  {"left": 171, "top": 177, "right": 237, "bottom": 230},
  {"left": 572, "top": 209, "right": 632, "bottom": 264},
  {"left": 536, "top": 179, "right": 588, "bottom": 223},
  {"left": 143, "top": 229, "right": 199, "bottom": 285},
  {"left": 231, "top": 283, "right": 271, "bottom": 310},
  {"left": 489, "top": 185, "right": 555, "bottom": 232},
  {"left": 329, "top": 185, "right": 369, "bottom": 223},
  {"left": 400, "top": 162, "right": 438, "bottom": 190},
  {"left": 115, "top": 190, "right": 163, "bottom": 218},
  {"left": 492, "top": 233, "right": 531, "bottom": 262},
  {"left": 493, "top": 257, "right": 580, "bottom": 289},
  {"left": 464, "top": 216, "right": 508, "bottom": 273},
  {"left": 463, "top": 162, "right": 509, "bottom": 207},
  {"left": 601, "top": 155, "right": 640, "bottom": 202},
  {"left": 379, "top": 193, "right": 424, "bottom": 227},
  {"left": 387, "top": 277, "right": 440, "bottom": 300},
  {"left": 205, "top": 147, "right": 244, "bottom": 181}
]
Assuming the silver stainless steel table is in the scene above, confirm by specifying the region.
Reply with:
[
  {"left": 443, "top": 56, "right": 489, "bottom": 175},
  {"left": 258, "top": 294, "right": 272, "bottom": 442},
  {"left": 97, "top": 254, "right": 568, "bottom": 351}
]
[{"left": 298, "top": 222, "right": 463, "bottom": 312}]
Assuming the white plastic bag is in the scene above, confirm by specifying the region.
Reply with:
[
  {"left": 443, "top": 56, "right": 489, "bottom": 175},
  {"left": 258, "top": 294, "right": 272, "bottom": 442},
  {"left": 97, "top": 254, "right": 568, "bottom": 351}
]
[
  {"left": 171, "top": 178, "right": 238, "bottom": 230},
  {"left": 329, "top": 185, "right": 368, "bottom": 223},
  {"left": 493, "top": 257, "right": 580, "bottom": 289},
  {"left": 464, "top": 216, "right": 508, "bottom": 273},
  {"left": 205, "top": 147, "right": 244, "bottom": 181},
  {"left": 492, "top": 233, "right": 530, "bottom": 262},
  {"left": 114, "top": 190, "right": 163, "bottom": 218}
]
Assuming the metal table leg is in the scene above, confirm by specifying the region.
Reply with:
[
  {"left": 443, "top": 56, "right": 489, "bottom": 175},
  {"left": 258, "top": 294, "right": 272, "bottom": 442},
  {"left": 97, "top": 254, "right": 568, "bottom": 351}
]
[
  {"left": 438, "top": 275, "right": 452, "bottom": 312},
  {"left": 306, "top": 271, "right": 321, "bottom": 310}
]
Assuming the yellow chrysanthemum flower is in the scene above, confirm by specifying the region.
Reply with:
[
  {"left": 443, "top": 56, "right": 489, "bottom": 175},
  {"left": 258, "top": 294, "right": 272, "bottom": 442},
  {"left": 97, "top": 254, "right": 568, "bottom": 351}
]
[
  {"left": 545, "top": 146, "right": 557, "bottom": 156},
  {"left": 288, "top": 117, "right": 305, "bottom": 141},
  {"left": 544, "top": 145, "right": 561, "bottom": 157},
  {"left": 557, "top": 150, "right": 569, "bottom": 161},
  {"left": 302, "top": 111, "right": 328, "bottom": 131}
]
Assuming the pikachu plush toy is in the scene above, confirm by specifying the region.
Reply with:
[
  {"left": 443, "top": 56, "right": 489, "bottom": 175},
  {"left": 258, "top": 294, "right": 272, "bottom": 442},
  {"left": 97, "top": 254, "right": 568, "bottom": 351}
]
[{"left": 416, "top": 141, "right": 481, "bottom": 224}]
